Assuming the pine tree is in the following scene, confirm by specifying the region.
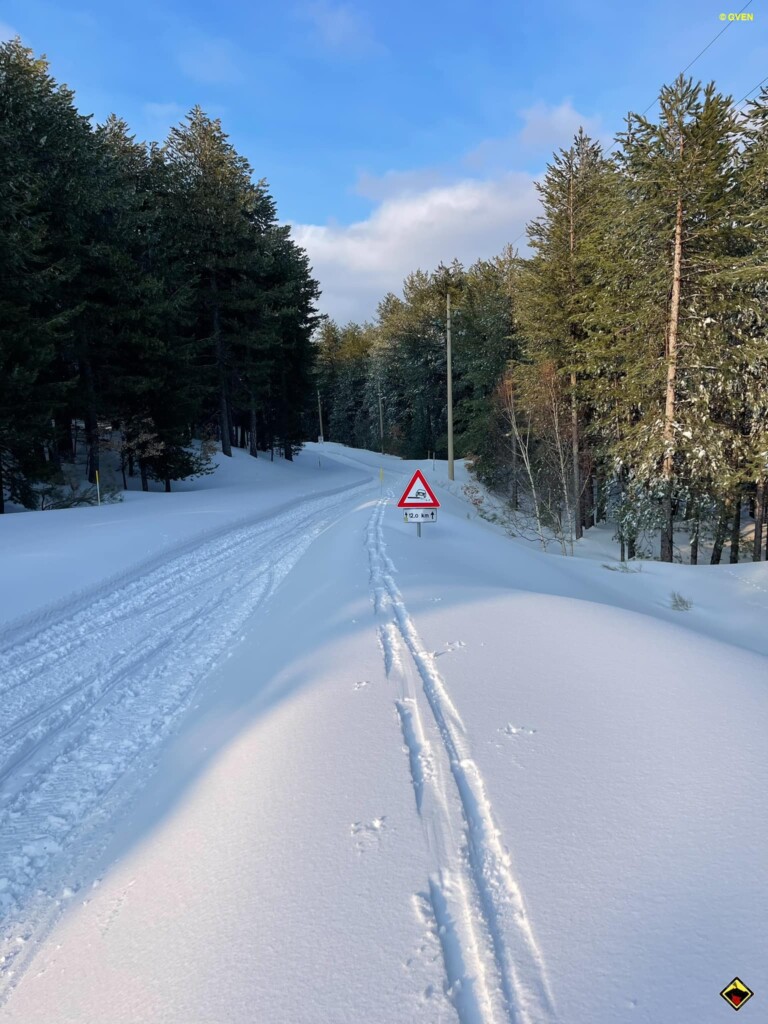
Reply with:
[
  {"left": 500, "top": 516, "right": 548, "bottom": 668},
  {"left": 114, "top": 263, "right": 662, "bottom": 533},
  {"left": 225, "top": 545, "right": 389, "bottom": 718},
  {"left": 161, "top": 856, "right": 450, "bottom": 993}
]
[
  {"left": 516, "top": 130, "right": 611, "bottom": 545},
  {"left": 447, "top": 251, "right": 518, "bottom": 491},
  {"left": 615, "top": 77, "right": 744, "bottom": 561},
  {"left": 163, "top": 109, "right": 319, "bottom": 463},
  {"left": 737, "top": 88, "right": 768, "bottom": 560},
  {"left": 376, "top": 272, "right": 449, "bottom": 459},
  {"left": 0, "top": 39, "right": 90, "bottom": 509},
  {"left": 263, "top": 231, "right": 321, "bottom": 459},
  {"left": 164, "top": 108, "right": 261, "bottom": 457},
  {"left": 104, "top": 131, "right": 211, "bottom": 491}
]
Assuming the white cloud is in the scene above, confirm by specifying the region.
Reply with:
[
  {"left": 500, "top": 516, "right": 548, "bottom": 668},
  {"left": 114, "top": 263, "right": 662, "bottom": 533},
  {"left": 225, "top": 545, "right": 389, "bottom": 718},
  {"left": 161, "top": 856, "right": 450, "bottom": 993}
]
[
  {"left": 302, "top": 1, "right": 383, "bottom": 56},
  {"left": 354, "top": 167, "right": 447, "bottom": 202},
  {"left": 292, "top": 174, "right": 539, "bottom": 324},
  {"left": 293, "top": 95, "right": 604, "bottom": 322},
  {"left": 518, "top": 99, "right": 603, "bottom": 150},
  {"left": 0, "top": 21, "right": 20, "bottom": 42},
  {"left": 465, "top": 100, "right": 604, "bottom": 172},
  {"left": 176, "top": 37, "right": 244, "bottom": 85}
]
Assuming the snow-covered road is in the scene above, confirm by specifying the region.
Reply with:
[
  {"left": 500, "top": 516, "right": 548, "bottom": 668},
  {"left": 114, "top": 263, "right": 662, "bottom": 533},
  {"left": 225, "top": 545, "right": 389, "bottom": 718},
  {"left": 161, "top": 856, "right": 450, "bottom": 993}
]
[
  {"left": 1, "top": 445, "right": 767, "bottom": 1024},
  {"left": 0, "top": 480, "right": 368, "bottom": 993}
]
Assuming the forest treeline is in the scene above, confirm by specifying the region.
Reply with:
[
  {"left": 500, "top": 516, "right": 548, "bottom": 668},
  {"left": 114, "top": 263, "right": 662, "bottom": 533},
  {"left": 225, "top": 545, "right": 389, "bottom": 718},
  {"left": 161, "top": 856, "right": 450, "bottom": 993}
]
[
  {"left": 0, "top": 39, "right": 319, "bottom": 512},
  {"left": 2, "top": 38, "right": 767, "bottom": 564},
  {"left": 316, "top": 76, "right": 768, "bottom": 563}
]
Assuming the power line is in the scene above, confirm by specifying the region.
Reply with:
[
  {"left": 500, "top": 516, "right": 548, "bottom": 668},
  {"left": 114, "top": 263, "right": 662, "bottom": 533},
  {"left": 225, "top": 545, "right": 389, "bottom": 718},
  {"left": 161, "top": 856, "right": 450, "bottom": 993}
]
[
  {"left": 509, "top": 2, "right": 760, "bottom": 251},
  {"left": 676, "top": 0, "right": 754, "bottom": 85},
  {"left": 510, "top": 71, "right": 768, "bottom": 252}
]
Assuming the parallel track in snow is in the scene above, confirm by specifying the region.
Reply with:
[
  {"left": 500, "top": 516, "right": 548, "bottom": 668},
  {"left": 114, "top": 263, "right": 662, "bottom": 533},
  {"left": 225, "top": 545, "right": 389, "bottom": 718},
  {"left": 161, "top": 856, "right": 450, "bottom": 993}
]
[
  {"left": 366, "top": 498, "right": 556, "bottom": 1024},
  {"left": 0, "top": 482, "right": 368, "bottom": 993}
]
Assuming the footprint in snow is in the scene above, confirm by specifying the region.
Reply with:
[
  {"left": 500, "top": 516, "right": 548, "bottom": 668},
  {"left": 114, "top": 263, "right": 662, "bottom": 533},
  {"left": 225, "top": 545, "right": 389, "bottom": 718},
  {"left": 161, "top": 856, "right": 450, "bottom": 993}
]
[
  {"left": 501, "top": 723, "right": 537, "bottom": 737},
  {"left": 350, "top": 816, "right": 389, "bottom": 853},
  {"left": 353, "top": 680, "right": 369, "bottom": 691},
  {"left": 433, "top": 640, "right": 467, "bottom": 658}
]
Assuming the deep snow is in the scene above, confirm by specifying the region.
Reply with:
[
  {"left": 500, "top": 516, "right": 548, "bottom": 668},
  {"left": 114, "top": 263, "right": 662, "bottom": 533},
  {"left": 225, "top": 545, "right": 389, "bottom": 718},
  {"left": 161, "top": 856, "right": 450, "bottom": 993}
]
[{"left": 0, "top": 443, "right": 766, "bottom": 1024}]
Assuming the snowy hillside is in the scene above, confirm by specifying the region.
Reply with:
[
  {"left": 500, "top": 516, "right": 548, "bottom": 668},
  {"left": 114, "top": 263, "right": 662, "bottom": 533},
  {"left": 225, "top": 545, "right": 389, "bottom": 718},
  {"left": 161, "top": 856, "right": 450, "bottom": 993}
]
[{"left": 1, "top": 444, "right": 766, "bottom": 1024}]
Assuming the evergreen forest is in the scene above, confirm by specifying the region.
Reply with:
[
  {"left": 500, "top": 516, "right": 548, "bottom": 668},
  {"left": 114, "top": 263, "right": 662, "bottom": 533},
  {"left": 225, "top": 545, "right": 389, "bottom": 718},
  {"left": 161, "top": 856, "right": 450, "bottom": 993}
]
[
  {"left": 315, "top": 77, "right": 768, "bottom": 563},
  {"left": 2, "top": 38, "right": 767, "bottom": 562}
]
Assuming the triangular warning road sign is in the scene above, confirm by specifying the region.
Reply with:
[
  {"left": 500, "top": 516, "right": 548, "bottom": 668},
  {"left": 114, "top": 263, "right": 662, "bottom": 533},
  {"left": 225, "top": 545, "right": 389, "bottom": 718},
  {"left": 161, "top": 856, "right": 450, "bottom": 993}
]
[{"left": 397, "top": 470, "right": 440, "bottom": 508}]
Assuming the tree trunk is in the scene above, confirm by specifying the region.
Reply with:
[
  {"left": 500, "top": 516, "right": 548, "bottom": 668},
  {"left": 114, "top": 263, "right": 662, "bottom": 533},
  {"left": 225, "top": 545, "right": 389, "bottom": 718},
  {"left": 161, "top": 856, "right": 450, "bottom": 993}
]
[
  {"left": 227, "top": 399, "right": 236, "bottom": 451},
  {"left": 753, "top": 480, "right": 765, "bottom": 562},
  {"left": 81, "top": 358, "right": 100, "bottom": 486},
  {"left": 689, "top": 508, "right": 699, "bottom": 565},
  {"left": 249, "top": 402, "right": 259, "bottom": 458},
  {"left": 56, "top": 417, "right": 74, "bottom": 462},
  {"left": 567, "top": 174, "right": 582, "bottom": 542},
  {"left": 506, "top": 382, "right": 546, "bottom": 549},
  {"left": 729, "top": 498, "right": 741, "bottom": 564},
  {"left": 0, "top": 455, "right": 4, "bottom": 514},
  {"left": 571, "top": 378, "right": 582, "bottom": 540},
  {"left": 47, "top": 418, "right": 62, "bottom": 474},
  {"left": 140, "top": 460, "right": 149, "bottom": 493},
  {"left": 165, "top": 477, "right": 171, "bottom": 493},
  {"left": 84, "top": 411, "right": 99, "bottom": 485},
  {"left": 219, "top": 388, "right": 232, "bottom": 458},
  {"left": 284, "top": 441, "right": 293, "bottom": 462},
  {"left": 584, "top": 471, "right": 595, "bottom": 529},
  {"left": 596, "top": 473, "right": 606, "bottom": 523},
  {"left": 213, "top": 298, "right": 232, "bottom": 458},
  {"left": 547, "top": 374, "right": 574, "bottom": 554},
  {"left": 510, "top": 433, "right": 519, "bottom": 510},
  {"left": 710, "top": 505, "right": 730, "bottom": 565},
  {"left": 661, "top": 182, "right": 684, "bottom": 563}
]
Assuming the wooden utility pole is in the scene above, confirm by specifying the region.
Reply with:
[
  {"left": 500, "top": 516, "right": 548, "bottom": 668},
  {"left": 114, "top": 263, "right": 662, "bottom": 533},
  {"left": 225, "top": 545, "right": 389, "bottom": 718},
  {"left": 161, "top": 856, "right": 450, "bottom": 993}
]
[
  {"left": 378, "top": 387, "right": 384, "bottom": 455},
  {"left": 447, "top": 290, "right": 454, "bottom": 481}
]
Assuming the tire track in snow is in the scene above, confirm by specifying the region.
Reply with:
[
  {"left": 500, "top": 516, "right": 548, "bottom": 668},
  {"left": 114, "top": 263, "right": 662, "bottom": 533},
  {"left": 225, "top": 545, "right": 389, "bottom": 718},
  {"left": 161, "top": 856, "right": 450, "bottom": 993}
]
[
  {"left": 0, "top": 484, "right": 368, "bottom": 995},
  {"left": 394, "top": 699, "right": 434, "bottom": 814},
  {"left": 366, "top": 499, "right": 556, "bottom": 1024},
  {"left": 0, "top": 491, "right": 359, "bottom": 791}
]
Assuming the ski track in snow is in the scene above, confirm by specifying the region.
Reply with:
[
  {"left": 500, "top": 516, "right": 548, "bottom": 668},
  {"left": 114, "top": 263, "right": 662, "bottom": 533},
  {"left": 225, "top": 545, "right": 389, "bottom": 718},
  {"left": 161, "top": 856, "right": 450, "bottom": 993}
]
[
  {"left": 0, "top": 483, "right": 367, "bottom": 997},
  {"left": 366, "top": 498, "right": 556, "bottom": 1024}
]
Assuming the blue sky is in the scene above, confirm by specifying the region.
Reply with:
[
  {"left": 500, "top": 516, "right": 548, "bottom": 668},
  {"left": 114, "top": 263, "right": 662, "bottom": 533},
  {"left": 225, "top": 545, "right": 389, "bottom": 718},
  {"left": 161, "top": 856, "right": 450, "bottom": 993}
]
[{"left": 2, "top": 0, "right": 766, "bottom": 320}]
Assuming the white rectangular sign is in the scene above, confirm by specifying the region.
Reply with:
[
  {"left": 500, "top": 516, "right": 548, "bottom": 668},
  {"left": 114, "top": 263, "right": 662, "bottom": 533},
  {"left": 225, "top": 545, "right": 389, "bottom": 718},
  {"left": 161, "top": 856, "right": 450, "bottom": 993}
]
[{"left": 403, "top": 509, "right": 437, "bottom": 523}]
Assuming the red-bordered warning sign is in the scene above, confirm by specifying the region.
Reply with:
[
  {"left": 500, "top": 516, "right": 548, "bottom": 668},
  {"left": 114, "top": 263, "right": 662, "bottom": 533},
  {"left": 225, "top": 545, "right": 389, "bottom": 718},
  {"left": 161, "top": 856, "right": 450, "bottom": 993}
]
[{"left": 397, "top": 470, "right": 440, "bottom": 508}]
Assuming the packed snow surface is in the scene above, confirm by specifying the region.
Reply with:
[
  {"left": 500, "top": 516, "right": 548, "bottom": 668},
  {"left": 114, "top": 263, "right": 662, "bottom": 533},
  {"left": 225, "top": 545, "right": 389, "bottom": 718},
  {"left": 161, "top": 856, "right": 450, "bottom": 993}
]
[{"left": 0, "top": 444, "right": 766, "bottom": 1023}]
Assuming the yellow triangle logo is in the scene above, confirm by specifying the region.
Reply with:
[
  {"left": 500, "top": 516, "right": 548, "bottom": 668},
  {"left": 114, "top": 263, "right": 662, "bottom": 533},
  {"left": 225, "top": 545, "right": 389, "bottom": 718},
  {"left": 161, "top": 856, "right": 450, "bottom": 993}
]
[{"left": 720, "top": 977, "right": 754, "bottom": 1010}]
